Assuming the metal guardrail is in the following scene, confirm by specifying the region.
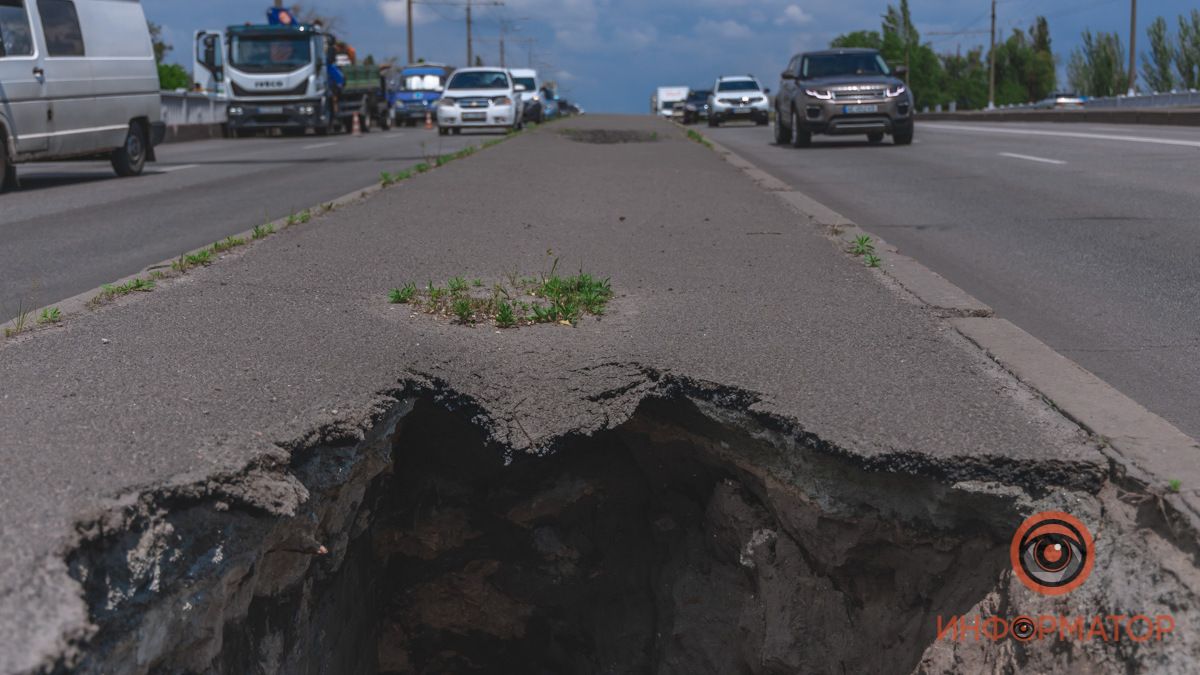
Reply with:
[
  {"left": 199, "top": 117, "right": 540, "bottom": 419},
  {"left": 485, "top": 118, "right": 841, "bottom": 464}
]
[
  {"left": 922, "top": 91, "right": 1200, "bottom": 115},
  {"left": 1085, "top": 91, "right": 1200, "bottom": 109},
  {"left": 161, "top": 92, "right": 227, "bottom": 126}
]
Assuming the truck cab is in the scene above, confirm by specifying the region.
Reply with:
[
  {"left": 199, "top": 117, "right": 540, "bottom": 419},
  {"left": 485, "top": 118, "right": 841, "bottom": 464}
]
[
  {"left": 389, "top": 63, "right": 453, "bottom": 127},
  {"left": 195, "top": 24, "right": 334, "bottom": 136}
]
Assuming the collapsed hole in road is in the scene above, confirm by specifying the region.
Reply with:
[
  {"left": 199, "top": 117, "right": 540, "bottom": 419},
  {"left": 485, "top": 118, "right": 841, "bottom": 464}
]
[
  {"left": 67, "top": 396, "right": 1023, "bottom": 674},
  {"left": 560, "top": 128, "right": 660, "bottom": 144}
]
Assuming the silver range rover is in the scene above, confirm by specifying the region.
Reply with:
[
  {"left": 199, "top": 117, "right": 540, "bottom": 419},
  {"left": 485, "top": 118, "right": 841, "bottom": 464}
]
[{"left": 773, "top": 48, "right": 914, "bottom": 147}]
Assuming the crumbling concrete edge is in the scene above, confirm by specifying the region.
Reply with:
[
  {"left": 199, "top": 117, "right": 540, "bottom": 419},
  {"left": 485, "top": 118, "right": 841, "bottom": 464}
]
[
  {"left": 697, "top": 131, "right": 1200, "bottom": 531},
  {"left": 27, "top": 365, "right": 1119, "bottom": 674}
]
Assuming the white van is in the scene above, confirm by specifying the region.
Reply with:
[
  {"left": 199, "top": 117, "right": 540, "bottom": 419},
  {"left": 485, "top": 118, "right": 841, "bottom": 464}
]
[{"left": 0, "top": 0, "right": 164, "bottom": 191}]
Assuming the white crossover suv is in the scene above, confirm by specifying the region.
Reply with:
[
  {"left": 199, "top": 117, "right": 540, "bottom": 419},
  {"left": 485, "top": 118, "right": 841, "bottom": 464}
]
[
  {"left": 436, "top": 68, "right": 525, "bottom": 135},
  {"left": 708, "top": 75, "right": 771, "bottom": 127}
]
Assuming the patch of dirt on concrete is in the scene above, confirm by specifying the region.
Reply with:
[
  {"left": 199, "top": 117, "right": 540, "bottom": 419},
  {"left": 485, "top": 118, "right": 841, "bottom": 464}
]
[{"left": 560, "top": 128, "right": 660, "bottom": 144}]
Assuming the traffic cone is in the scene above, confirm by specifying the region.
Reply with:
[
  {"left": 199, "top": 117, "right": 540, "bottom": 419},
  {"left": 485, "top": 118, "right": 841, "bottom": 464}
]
[
  {"left": 425, "top": 110, "right": 433, "bottom": 130},
  {"left": 352, "top": 112, "right": 362, "bottom": 136}
]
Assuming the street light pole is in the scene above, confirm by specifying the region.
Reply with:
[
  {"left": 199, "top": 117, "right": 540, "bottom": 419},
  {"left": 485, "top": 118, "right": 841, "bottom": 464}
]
[
  {"left": 466, "top": 0, "right": 473, "bottom": 65},
  {"left": 988, "top": 0, "right": 996, "bottom": 109},
  {"left": 407, "top": 0, "right": 414, "bottom": 64},
  {"left": 1128, "top": 0, "right": 1138, "bottom": 95}
]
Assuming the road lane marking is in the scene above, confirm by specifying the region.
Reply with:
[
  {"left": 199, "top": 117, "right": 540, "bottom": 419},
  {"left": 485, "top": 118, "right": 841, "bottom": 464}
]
[
  {"left": 158, "top": 164, "right": 198, "bottom": 173},
  {"left": 304, "top": 142, "right": 337, "bottom": 150},
  {"left": 999, "top": 152, "right": 1066, "bottom": 165},
  {"left": 921, "top": 122, "right": 1200, "bottom": 149}
]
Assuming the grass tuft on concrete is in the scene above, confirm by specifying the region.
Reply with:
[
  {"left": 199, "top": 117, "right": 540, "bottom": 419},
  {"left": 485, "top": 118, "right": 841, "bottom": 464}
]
[{"left": 387, "top": 261, "right": 613, "bottom": 328}]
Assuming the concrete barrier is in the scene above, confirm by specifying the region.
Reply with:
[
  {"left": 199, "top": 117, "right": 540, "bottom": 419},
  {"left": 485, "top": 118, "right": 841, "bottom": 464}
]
[{"left": 919, "top": 107, "right": 1200, "bottom": 126}]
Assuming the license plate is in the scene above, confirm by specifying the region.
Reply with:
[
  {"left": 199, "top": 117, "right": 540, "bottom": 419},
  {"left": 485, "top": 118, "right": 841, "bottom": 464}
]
[
  {"left": 257, "top": 106, "right": 283, "bottom": 115},
  {"left": 462, "top": 112, "right": 486, "bottom": 121},
  {"left": 843, "top": 104, "right": 878, "bottom": 114},
  {"left": 734, "top": 107, "right": 750, "bottom": 114}
]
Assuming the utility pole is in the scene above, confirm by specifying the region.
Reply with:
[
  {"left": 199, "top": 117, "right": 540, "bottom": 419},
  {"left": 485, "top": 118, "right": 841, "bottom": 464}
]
[
  {"left": 407, "top": 0, "right": 414, "bottom": 64},
  {"left": 1128, "top": 0, "right": 1138, "bottom": 95},
  {"left": 988, "top": 0, "right": 996, "bottom": 109},
  {"left": 466, "top": 0, "right": 473, "bottom": 65}
]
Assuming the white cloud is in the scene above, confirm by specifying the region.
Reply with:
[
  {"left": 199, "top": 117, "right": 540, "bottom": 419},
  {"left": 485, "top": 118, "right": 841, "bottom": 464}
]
[
  {"left": 696, "top": 18, "right": 753, "bottom": 40},
  {"left": 775, "top": 5, "right": 814, "bottom": 27},
  {"left": 378, "top": 1, "right": 437, "bottom": 26}
]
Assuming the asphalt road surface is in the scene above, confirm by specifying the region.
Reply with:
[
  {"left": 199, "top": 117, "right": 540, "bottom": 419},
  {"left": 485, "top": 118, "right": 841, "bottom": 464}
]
[
  {"left": 0, "top": 127, "right": 478, "bottom": 314},
  {"left": 708, "top": 119, "right": 1200, "bottom": 440}
]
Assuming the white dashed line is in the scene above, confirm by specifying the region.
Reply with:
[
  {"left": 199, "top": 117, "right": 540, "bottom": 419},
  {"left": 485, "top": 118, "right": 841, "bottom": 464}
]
[
  {"left": 922, "top": 122, "right": 1200, "bottom": 149},
  {"left": 999, "top": 152, "right": 1066, "bottom": 165}
]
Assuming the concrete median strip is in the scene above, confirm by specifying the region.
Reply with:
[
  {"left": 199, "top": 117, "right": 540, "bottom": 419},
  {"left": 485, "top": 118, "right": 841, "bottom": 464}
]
[{"left": 2, "top": 116, "right": 1198, "bottom": 673}]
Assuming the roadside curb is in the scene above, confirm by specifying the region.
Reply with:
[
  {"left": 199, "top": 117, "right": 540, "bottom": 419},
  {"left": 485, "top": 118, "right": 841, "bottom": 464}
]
[{"left": 694, "top": 125, "right": 1200, "bottom": 528}]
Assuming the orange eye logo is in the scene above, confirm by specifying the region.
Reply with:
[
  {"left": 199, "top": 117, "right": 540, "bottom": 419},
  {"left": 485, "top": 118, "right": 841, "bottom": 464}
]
[{"left": 1011, "top": 511, "right": 1095, "bottom": 595}]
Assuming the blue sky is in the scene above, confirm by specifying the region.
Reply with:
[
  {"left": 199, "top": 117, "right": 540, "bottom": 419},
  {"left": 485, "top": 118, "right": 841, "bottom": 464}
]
[{"left": 144, "top": 0, "right": 1192, "bottom": 112}]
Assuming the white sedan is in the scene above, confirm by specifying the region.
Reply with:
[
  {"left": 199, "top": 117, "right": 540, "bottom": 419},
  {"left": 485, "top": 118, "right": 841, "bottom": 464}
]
[{"left": 436, "top": 68, "right": 525, "bottom": 135}]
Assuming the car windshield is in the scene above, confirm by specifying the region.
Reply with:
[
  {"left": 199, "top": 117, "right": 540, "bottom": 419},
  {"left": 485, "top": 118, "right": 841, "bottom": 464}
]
[
  {"left": 448, "top": 71, "right": 509, "bottom": 90},
  {"left": 513, "top": 77, "right": 536, "bottom": 91},
  {"left": 400, "top": 74, "right": 444, "bottom": 91},
  {"left": 230, "top": 35, "right": 312, "bottom": 73},
  {"left": 717, "top": 80, "right": 760, "bottom": 92},
  {"left": 688, "top": 91, "right": 711, "bottom": 103},
  {"left": 803, "top": 53, "right": 891, "bottom": 78}
]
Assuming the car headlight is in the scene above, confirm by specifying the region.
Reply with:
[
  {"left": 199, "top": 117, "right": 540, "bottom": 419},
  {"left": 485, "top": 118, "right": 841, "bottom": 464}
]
[
  {"left": 805, "top": 89, "right": 833, "bottom": 100},
  {"left": 532, "top": 94, "right": 540, "bottom": 102},
  {"left": 437, "top": 98, "right": 456, "bottom": 108},
  {"left": 492, "top": 96, "right": 513, "bottom": 106},
  {"left": 886, "top": 85, "right": 907, "bottom": 98},
  {"left": 298, "top": 104, "right": 315, "bottom": 116},
  {"left": 228, "top": 106, "right": 244, "bottom": 116}
]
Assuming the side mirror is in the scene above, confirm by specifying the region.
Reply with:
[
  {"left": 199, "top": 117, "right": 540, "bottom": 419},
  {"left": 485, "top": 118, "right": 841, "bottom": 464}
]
[
  {"left": 780, "top": 71, "right": 795, "bottom": 80},
  {"left": 894, "top": 65, "right": 909, "bottom": 78},
  {"left": 514, "top": 84, "right": 527, "bottom": 92},
  {"left": 763, "top": 88, "right": 771, "bottom": 95}
]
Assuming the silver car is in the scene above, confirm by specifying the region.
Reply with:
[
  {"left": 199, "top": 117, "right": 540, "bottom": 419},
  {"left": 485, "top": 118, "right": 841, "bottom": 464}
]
[{"left": 774, "top": 48, "right": 914, "bottom": 147}]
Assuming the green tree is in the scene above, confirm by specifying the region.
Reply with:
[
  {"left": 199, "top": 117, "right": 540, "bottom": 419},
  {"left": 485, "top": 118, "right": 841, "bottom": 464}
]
[
  {"left": 146, "top": 21, "right": 190, "bottom": 90},
  {"left": 1068, "top": 31, "right": 1128, "bottom": 97},
  {"left": 991, "top": 20, "right": 1056, "bottom": 104},
  {"left": 942, "top": 47, "right": 989, "bottom": 109},
  {"left": 830, "top": 30, "right": 882, "bottom": 50},
  {"left": 1176, "top": 10, "right": 1200, "bottom": 89},
  {"left": 289, "top": 4, "right": 342, "bottom": 33},
  {"left": 1141, "top": 17, "right": 1175, "bottom": 92},
  {"left": 147, "top": 20, "right": 170, "bottom": 63},
  {"left": 157, "top": 63, "right": 190, "bottom": 90}
]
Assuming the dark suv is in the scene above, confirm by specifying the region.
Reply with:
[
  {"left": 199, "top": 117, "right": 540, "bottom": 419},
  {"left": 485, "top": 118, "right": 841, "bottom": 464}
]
[{"left": 774, "top": 48, "right": 914, "bottom": 147}]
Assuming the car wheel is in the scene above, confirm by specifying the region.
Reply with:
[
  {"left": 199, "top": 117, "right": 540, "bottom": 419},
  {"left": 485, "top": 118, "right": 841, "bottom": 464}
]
[
  {"left": 380, "top": 112, "right": 393, "bottom": 131},
  {"left": 708, "top": 115, "right": 718, "bottom": 128},
  {"left": 438, "top": 127, "right": 449, "bottom": 136},
  {"left": 867, "top": 132, "right": 884, "bottom": 144},
  {"left": 1, "top": 135, "right": 16, "bottom": 192},
  {"left": 790, "top": 110, "right": 811, "bottom": 148},
  {"left": 893, "top": 127, "right": 914, "bottom": 146},
  {"left": 452, "top": 127, "right": 462, "bottom": 135},
  {"left": 111, "top": 122, "right": 147, "bottom": 177},
  {"left": 773, "top": 108, "right": 791, "bottom": 145}
]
